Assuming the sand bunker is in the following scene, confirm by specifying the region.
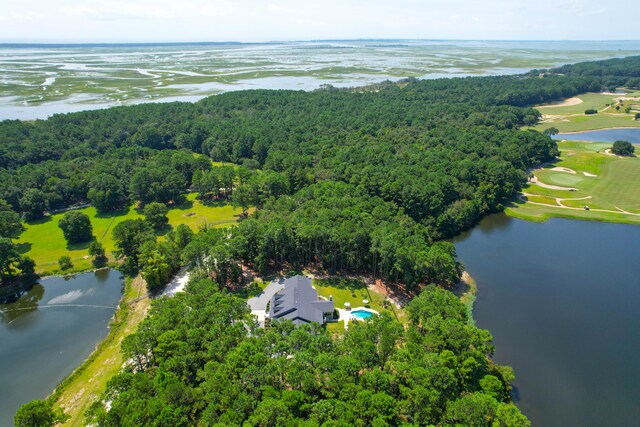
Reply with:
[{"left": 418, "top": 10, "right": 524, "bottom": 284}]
[
  {"left": 538, "top": 97, "right": 583, "bottom": 108},
  {"left": 583, "top": 172, "right": 597, "bottom": 177},
  {"left": 529, "top": 175, "right": 578, "bottom": 191},
  {"left": 551, "top": 167, "right": 576, "bottom": 174}
]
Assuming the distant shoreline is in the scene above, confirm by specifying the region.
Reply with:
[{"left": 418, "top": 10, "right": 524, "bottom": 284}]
[
  {"left": 2, "top": 39, "right": 640, "bottom": 47},
  {"left": 557, "top": 126, "right": 640, "bottom": 135}
]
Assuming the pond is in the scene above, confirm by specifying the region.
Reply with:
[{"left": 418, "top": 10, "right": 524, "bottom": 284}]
[
  {"left": 0, "top": 269, "right": 122, "bottom": 426},
  {"left": 554, "top": 128, "right": 640, "bottom": 144},
  {"left": 454, "top": 214, "right": 640, "bottom": 426}
]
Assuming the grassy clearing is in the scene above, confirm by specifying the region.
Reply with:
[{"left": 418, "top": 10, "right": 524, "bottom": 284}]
[
  {"left": 533, "top": 91, "right": 640, "bottom": 132},
  {"left": 52, "top": 276, "right": 151, "bottom": 426},
  {"left": 15, "top": 193, "right": 242, "bottom": 275},
  {"left": 312, "top": 277, "right": 406, "bottom": 324},
  {"left": 507, "top": 140, "right": 640, "bottom": 225},
  {"left": 166, "top": 193, "right": 242, "bottom": 230},
  {"left": 458, "top": 272, "right": 477, "bottom": 326}
]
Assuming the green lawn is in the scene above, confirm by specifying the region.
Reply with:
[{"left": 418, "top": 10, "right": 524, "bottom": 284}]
[
  {"left": 543, "top": 172, "right": 584, "bottom": 187},
  {"left": 596, "top": 160, "right": 640, "bottom": 211},
  {"left": 507, "top": 140, "right": 640, "bottom": 225},
  {"left": 506, "top": 199, "right": 640, "bottom": 224},
  {"left": 536, "top": 92, "right": 619, "bottom": 115},
  {"left": 524, "top": 194, "right": 558, "bottom": 205},
  {"left": 326, "top": 320, "right": 345, "bottom": 336},
  {"left": 312, "top": 277, "right": 406, "bottom": 324},
  {"left": 536, "top": 114, "right": 640, "bottom": 132},
  {"left": 532, "top": 91, "right": 640, "bottom": 132},
  {"left": 16, "top": 193, "right": 242, "bottom": 274}
]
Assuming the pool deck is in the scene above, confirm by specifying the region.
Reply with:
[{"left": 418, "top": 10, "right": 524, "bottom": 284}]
[{"left": 333, "top": 306, "right": 379, "bottom": 330}]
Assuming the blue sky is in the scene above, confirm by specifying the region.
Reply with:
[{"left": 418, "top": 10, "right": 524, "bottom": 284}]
[{"left": 0, "top": 0, "right": 638, "bottom": 42}]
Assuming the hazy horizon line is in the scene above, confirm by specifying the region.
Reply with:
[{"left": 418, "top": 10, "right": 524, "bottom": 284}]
[{"left": 1, "top": 38, "right": 640, "bottom": 47}]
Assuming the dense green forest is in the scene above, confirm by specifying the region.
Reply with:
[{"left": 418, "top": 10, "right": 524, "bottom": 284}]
[
  {"left": 544, "top": 55, "right": 640, "bottom": 89},
  {"left": 7, "top": 56, "right": 640, "bottom": 425},
  {"left": 2, "top": 56, "right": 623, "bottom": 284},
  {"left": 82, "top": 277, "right": 526, "bottom": 426}
]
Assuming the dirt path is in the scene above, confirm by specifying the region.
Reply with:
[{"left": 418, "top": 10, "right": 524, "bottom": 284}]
[
  {"left": 528, "top": 175, "right": 578, "bottom": 191},
  {"left": 526, "top": 163, "right": 580, "bottom": 190},
  {"left": 368, "top": 278, "right": 413, "bottom": 309},
  {"left": 519, "top": 193, "right": 640, "bottom": 217}
]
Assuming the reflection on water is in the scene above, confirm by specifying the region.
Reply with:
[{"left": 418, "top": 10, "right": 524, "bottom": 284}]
[
  {"left": 455, "top": 214, "right": 640, "bottom": 427},
  {"left": 0, "top": 283, "right": 45, "bottom": 325},
  {"left": 0, "top": 270, "right": 122, "bottom": 427}
]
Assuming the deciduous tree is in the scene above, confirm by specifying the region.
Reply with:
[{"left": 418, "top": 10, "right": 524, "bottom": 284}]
[
  {"left": 58, "top": 211, "right": 93, "bottom": 244},
  {"left": 612, "top": 140, "right": 635, "bottom": 156},
  {"left": 143, "top": 202, "right": 169, "bottom": 230}
]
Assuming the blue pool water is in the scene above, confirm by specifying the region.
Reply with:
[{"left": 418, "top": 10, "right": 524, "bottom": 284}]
[{"left": 351, "top": 310, "right": 374, "bottom": 319}]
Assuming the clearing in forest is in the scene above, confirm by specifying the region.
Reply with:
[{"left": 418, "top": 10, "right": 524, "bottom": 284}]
[{"left": 15, "top": 192, "right": 242, "bottom": 274}]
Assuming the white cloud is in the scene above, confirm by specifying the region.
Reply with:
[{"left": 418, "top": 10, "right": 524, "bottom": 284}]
[
  {"left": 0, "top": 10, "right": 45, "bottom": 22},
  {"left": 61, "top": 1, "right": 232, "bottom": 20}
]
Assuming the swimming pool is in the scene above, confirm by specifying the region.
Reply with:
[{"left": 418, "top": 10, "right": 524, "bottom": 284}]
[{"left": 351, "top": 309, "right": 375, "bottom": 319}]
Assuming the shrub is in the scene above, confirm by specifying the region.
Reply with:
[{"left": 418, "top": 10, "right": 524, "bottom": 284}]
[
  {"left": 584, "top": 108, "right": 598, "bottom": 115},
  {"left": 612, "top": 140, "right": 635, "bottom": 156},
  {"left": 88, "top": 241, "right": 108, "bottom": 267},
  {"left": 58, "top": 256, "right": 73, "bottom": 270}
]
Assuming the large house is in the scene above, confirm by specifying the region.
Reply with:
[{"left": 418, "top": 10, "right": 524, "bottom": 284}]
[{"left": 268, "top": 276, "right": 334, "bottom": 326}]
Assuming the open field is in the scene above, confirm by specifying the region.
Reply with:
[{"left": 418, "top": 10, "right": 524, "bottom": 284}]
[
  {"left": 506, "top": 140, "right": 640, "bottom": 224},
  {"left": 533, "top": 91, "right": 640, "bottom": 132},
  {"left": 52, "top": 276, "right": 150, "bottom": 426},
  {"left": 15, "top": 193, "right": 242, "bottom": 274}
]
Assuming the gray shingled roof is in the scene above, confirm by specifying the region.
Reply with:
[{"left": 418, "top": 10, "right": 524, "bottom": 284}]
[{"left": 268, "top": 276, "right": 334, "bottom": 325}]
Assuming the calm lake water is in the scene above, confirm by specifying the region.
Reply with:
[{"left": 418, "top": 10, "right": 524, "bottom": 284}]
[
  {"left": 0, "top": 269, "right": 122, "bottom": 426},
  {"left": 555, "top": 128, "right": 640, "bottom": 144},
  {"left": 454, "top": 215, "right": 640, "bottom": 427}
]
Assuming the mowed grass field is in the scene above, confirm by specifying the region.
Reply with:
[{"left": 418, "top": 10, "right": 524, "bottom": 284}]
[
  {"left": 533, "top": 91, "right": 640, "bottom": 132},
  {"left": 312, "top": 277, "right": 406, "bottom": 324},
  {"left": 598, "top": 160, "right": 640, "bottom": 211},
  {"left": 16, "top": 193, "right": 242, "bottom": 274},
  {"left": 506, "top": 140, "right": 640, "bottom": 224}
]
